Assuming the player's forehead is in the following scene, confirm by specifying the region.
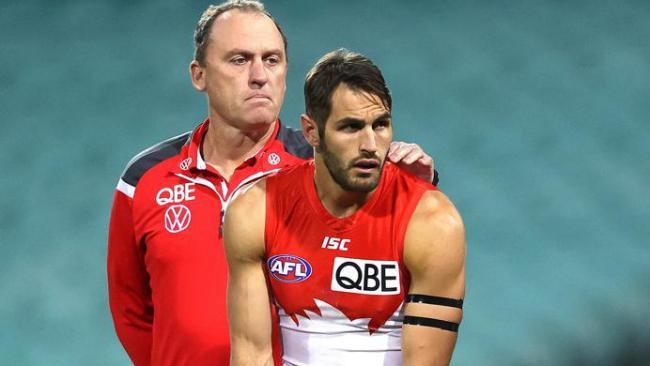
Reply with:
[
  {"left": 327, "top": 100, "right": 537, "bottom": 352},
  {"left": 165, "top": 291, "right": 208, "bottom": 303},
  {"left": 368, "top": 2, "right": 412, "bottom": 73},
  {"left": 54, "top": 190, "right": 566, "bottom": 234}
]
[
  {"left": 327, "top": 84, "right": 390, "bottom": 123},
  {"left": 209, "top": 10, "right": 284, "bottom": 55}
]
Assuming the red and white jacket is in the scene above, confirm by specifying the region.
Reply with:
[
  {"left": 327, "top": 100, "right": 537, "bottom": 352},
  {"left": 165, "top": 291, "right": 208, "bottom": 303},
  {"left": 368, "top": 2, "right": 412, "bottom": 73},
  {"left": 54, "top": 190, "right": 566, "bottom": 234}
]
[{"left": 107, "top": 119, "right": 311, "bottom": 366}]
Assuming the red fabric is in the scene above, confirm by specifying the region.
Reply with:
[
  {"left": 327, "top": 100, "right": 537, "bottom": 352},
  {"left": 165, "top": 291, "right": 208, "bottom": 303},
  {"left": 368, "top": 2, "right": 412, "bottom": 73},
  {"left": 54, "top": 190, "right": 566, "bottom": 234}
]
[
  {"left": 108, "top": 191, "right": 153, "bottom": 366},
  {"left": 264, "top": 161, "right": 435, "bottom": 334},
  {"left": 108, "top": 119, "right": 306, "bottom": 365}
]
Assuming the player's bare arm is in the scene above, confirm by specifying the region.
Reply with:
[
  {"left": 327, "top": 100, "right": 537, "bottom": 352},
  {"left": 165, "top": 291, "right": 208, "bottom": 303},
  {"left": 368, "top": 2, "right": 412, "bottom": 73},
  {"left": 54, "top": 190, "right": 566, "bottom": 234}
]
[
  {"left": 402, "top": 190, "right": 466, "bottom": 366},
  {"left": 223, "top": 180, "right": 273, "bottom": 366}
]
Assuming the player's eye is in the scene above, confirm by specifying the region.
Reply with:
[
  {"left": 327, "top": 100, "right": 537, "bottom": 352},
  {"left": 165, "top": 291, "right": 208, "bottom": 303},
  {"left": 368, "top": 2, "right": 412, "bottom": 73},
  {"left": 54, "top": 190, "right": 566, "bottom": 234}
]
[
  {"left": 340, "top": 123, "right": 363, "bottom": 132},
  {"left": 373, "top": 119, "right": 391, "bottom": 130}
]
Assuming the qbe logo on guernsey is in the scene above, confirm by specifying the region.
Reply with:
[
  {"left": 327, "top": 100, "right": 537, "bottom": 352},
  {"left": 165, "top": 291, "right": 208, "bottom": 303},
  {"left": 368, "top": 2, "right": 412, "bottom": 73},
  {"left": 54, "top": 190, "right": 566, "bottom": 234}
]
[{"left": 331, "top": 257, "right": 400, "bottom": 295}]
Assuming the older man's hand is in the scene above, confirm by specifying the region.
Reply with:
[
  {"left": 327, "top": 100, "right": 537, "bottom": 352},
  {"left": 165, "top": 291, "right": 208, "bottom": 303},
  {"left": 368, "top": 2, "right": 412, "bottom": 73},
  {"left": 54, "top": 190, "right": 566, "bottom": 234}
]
[{"left": 388, "top": 142, "right": 435, "bottom": 183}]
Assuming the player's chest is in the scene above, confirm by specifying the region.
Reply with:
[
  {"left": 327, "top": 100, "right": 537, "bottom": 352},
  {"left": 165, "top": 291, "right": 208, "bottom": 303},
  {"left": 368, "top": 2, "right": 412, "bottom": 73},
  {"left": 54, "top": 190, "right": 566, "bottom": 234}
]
[
  {"left": 267, "top": 222, "right": 406, "bottom": 300},
  {"left": 267, "top": 226, "right": 408, "bottom": 331}
]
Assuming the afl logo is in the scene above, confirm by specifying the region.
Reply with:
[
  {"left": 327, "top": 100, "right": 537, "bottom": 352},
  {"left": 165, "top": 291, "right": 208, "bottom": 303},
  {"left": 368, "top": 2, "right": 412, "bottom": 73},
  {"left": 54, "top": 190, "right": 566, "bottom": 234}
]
[
  {"left": 267, "top": 153, "right": 281, "bottom": 166},
  {"left": 267, "top": 254, "right": 312, "bottom": 283},
  {"left": 179, "top": 158, "right": 192, "bottom": 170},
  {"left": 164, "top": 204, "right": 191, "bottom": 233}
]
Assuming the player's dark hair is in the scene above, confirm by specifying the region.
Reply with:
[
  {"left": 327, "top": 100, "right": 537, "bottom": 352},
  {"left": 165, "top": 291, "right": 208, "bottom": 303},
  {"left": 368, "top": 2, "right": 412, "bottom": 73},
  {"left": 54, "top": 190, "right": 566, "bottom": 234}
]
[
  {"left": 304, "top": 49, "right": 392, "bottom": 137},
  {"left": 193, "top": 0, "right": 288, "bottom": 66}
]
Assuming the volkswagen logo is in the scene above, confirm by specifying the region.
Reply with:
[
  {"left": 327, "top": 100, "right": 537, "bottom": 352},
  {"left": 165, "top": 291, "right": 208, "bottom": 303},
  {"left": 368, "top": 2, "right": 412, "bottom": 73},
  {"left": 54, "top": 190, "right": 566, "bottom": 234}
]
[
  {"left": 267, "top": 153, "right": 281, "bottom": 166},
  {"left": 179, "top": 158, "right": 192, "bottom": 170},
  {"left": 164, "top": 204, "right": 192, "bottom": 233}
]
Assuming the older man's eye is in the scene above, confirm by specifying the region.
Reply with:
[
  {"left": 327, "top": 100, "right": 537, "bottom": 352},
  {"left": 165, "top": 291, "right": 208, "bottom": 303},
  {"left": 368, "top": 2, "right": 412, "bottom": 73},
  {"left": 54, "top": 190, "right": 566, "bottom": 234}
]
[
  {"left": 231, "top": 57, "right": 247, "bottom": 65},
  {"left": 265, "top": 56, "right": 280, "bottom": 65}
]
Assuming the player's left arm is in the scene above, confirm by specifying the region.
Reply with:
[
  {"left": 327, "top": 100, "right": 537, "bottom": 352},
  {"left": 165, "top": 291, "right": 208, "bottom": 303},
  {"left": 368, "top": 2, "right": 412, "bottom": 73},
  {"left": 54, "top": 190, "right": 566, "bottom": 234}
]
[
  {"left": 402, "top": 190, "right": 466, "bottom": 366},
  {"left": 388, "top": 142, "right": 437, "bottom": 184}
]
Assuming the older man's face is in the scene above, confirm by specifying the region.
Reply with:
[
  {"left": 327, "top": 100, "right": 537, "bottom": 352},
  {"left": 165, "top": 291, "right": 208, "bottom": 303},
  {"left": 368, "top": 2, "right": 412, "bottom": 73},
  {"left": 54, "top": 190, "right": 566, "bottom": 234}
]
[{"left": 200, "top": 10, "right": 287, "bottom": 130}]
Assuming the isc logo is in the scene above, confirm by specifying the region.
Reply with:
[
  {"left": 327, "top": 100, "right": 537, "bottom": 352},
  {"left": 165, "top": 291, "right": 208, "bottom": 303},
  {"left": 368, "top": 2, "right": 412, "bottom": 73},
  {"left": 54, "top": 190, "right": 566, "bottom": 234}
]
[
  {"left": 267, "top": 254, "right": 312, "bottom": 283},
  {"left": 331, "top": 257, "right": 400, "bottom": 295},
  {"left": 321, "top": 236, "right": 350, "bottom": 251}
]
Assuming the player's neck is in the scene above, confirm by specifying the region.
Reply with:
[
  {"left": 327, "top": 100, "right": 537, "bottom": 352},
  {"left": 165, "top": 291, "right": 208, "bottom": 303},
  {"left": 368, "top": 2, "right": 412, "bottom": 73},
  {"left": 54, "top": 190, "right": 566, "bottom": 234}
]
[
  {"left": 313, "top": 157, "right": 375, "bottom": 218},
  {"left": 201, "top": 117, "right": 276, "bottom": 181}
]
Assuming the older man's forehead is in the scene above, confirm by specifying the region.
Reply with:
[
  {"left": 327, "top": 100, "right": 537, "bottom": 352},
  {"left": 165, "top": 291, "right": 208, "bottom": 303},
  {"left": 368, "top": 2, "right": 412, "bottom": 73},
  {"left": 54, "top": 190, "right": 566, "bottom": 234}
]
[{"left": 210, "top": 10, "right": 283, "bottom": 45}]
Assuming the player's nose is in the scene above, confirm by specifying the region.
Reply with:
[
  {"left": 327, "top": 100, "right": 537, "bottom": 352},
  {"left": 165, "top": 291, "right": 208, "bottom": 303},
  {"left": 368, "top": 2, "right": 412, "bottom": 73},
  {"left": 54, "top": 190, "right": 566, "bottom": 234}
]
[{"left": 359, "top": 127, "right": 378, "bottom": 154}]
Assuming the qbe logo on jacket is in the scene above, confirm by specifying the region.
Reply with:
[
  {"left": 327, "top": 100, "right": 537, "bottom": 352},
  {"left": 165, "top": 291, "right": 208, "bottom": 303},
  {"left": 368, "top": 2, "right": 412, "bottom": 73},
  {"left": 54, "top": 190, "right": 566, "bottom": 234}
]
[
  {"left": 267, "top": 254, "right": 312, "bottom": 283},
  {"left": 331, "top": 257, "right": 400, "bottom": 295}
]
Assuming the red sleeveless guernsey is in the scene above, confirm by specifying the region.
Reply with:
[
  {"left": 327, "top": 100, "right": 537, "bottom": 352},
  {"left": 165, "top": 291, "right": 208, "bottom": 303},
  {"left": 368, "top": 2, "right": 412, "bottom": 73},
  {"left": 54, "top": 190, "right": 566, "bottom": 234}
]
[{"left": 264, "top": 161, "right": 436, "bottom": 366}]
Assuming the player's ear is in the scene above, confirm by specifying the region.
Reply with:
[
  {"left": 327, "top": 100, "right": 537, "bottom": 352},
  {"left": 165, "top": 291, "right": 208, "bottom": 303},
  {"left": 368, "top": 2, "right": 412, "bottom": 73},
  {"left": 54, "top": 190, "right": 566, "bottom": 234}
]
[
  {"left": 301, "top": 114, "right": 320, "bottom": 148},
  {"left": 189, "top": 60, "right": 206, "bottom": 91}
]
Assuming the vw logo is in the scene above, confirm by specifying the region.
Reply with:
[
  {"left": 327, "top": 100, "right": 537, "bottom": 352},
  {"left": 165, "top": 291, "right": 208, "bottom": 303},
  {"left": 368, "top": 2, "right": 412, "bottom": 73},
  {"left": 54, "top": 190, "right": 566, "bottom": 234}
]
[
  {"left": 164, "top": 204, "right": 192, "bottom": 233},
  {"left": 179, "top": 158, "right": 192, "bottom": 170},
  {"left": 267, "top": 153, "right": 281, "bottom": 165}
]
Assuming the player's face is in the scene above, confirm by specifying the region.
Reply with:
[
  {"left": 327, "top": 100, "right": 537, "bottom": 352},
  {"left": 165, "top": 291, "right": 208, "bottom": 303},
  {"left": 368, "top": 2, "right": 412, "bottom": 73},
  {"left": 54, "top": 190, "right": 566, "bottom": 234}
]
[
  {"left": 319, "top": 84, "right": 392, "bottom": 192},
  {"left": 199, "top": 10, "right": 287, "bottom": 130}
]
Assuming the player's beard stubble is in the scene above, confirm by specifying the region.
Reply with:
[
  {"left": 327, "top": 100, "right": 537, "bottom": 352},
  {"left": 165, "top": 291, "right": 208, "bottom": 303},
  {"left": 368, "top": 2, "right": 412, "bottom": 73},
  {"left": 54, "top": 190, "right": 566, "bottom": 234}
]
[{"left": 318, "top": 137, "right": 385, "bottom": 193}]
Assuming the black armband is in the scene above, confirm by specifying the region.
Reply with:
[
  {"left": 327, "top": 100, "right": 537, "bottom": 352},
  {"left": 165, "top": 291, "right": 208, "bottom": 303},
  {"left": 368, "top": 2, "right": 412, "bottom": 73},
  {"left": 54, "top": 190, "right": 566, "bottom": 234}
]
[
  {"left": 406, "top": 294, "right": 463, "bottom": 309},
  {"left": 403, "top": 315, "right": 460, "bottom": 332}
]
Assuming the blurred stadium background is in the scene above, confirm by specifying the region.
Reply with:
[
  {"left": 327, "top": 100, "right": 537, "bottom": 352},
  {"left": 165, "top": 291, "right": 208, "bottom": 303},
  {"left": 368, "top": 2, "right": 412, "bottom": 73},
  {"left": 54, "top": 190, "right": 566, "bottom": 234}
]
[{"left": 1, "top": 0, "right": 648, "bottom": 365}]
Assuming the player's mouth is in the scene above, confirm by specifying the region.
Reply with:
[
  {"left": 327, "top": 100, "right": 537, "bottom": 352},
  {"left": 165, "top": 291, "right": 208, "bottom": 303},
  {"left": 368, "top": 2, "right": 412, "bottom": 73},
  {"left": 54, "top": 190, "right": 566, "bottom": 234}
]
[{"left": 352, "top": 159, "right": 380, "bottom": 174}]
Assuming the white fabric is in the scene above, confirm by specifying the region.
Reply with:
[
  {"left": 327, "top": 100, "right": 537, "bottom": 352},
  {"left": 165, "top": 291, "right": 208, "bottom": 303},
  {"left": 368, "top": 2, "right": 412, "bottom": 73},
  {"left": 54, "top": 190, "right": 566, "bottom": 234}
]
[
  {"left": 279, "top": 299, "right": 404, "bottom": 366},
  {"left": 116, "top": 179, "right": 135, "bottom": 198}
]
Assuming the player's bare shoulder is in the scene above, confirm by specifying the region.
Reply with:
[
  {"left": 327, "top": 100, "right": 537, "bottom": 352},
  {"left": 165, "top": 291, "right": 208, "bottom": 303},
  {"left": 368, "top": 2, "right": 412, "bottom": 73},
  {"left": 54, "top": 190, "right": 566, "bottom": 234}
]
[
  {"left": 404, "top": 190, "right": 466, "bottom": 281},
  {"left": 229, "top": 178, "right": 268, "bottom": 213},
  {"left": 223, "top": 178, "right": 269, "bottom": 261},
  {"left": 413, "top": 190, "right": 464, "bottom": 238}
]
